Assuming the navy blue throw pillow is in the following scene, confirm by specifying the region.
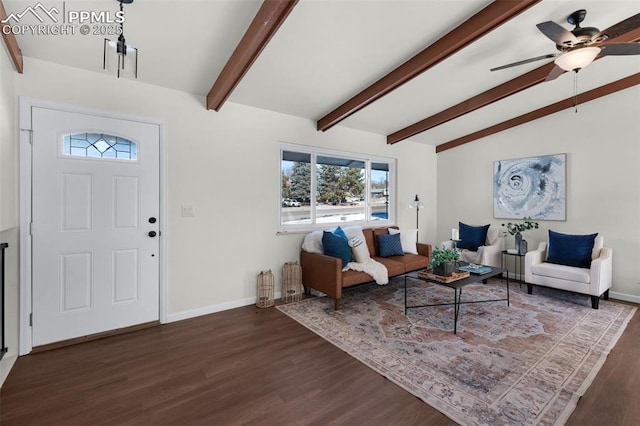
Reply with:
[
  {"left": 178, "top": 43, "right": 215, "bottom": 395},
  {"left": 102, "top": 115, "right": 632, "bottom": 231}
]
[
  {"left": 376, "top": 233, "right": 404, "bottom": 257},
  {"left": 322, "top": 231, "right": 352, "bottom": 268},
  {"left": 457, "top": 222, "right": 490, "bottom": 251},
  {"left": 547, "top": 230, "right": 597, "bottom": 269}
]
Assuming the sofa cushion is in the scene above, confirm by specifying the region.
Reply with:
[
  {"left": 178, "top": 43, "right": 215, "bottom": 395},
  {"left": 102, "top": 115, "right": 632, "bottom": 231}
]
[
  {"left": 362, "top": 228, "right": 377, "bottom": 258},
  {"left": 388, "top": 228, "right": 418, "bottom": 254},
  {"left": 458, "top": 222, "right": 490, "bottom": 251},
  {"left": 372, "top": 257, "right": 405, "bottom": 277},
  {"left": 547, "top": 230, "right": 597, "bottom": 269},
  {"left": 376, "top": 233, "right": 404, "bottom": 257},
  {"left": 372, "top": 228, "right": 390, "bottom": 256},
  {"left": 322, "top": 231, "right": 352, "bottom": 268},
  {"left": 531, "top": 262, "right": 591, "bottom": 284},
  {"left": 387, "top": 253, "right": 429, "bottom": 272},
  {"left": 486, "top": 227, "right": 500, "bottom": 246}
]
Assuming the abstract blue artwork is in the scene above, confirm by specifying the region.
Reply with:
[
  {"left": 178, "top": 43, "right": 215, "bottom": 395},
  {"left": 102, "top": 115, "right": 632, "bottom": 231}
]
[{"left": 494, "top": 154, "right": 566, "bottom": 220}]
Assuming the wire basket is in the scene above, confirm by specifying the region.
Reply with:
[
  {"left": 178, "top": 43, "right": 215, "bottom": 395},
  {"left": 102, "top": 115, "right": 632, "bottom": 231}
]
[
  {"left": 256, "top": 270, "right": 274, "bottom": 308},
  {"left": 282, "top": 261, "right": 303, "bottom": 303}
]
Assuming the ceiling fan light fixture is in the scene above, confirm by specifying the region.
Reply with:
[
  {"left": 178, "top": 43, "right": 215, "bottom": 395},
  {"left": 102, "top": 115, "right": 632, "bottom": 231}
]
[{"left": 554, "top": 46, "right": 601, "bottom": 72}]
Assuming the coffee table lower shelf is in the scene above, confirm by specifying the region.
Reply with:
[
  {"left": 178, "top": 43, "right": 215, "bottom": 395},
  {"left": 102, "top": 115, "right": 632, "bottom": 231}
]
[{"left": 403, "top": 266, "right": 508, "bottom": 334}]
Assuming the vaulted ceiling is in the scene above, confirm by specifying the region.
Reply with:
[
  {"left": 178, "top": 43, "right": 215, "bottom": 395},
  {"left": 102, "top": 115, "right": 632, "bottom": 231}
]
[{"left": 3, "top": 0, "right": 640, "bottom": 151}]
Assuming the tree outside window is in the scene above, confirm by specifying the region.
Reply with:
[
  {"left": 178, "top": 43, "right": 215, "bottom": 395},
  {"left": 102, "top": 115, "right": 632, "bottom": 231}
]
[{"left": 280, "top": 146, "right": 394, "bottom": 229}]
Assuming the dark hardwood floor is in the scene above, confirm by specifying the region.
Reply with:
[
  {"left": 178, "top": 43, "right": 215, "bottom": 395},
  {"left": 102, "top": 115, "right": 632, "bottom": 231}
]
[{"left": 1, "top": 295, "right": 638, "bottom": 425}]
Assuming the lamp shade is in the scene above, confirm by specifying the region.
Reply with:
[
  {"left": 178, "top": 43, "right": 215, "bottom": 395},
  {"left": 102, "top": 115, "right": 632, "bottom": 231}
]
[
  {"left": 554, "top": 47, "right": 601, "bottom": 72},
  {"left": 102, "top": 0, "right": 137, "bottom": 79},
  {"left": 104, "top": 37, "right": 138, "bottom": 79},
  {"left": 409, "top": 194, "right": 424, "bottom": 209}
]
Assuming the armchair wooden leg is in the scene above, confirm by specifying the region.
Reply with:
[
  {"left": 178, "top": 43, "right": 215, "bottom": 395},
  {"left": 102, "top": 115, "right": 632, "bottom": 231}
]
[
  {"left": 527, "top": 283, "right": 533, "bottom": 295},
  {"left": 334, "top": 298, "right": 341, "bottom": 310},
  {"left": 603, "top": 290, "right": 610, "bottom": 300},
  {"left": 591, "top": 296, "right": 600, "bottom": 309}
]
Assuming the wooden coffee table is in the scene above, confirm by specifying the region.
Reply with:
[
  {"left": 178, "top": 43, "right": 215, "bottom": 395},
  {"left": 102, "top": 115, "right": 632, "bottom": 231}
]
[{"left": 403, "top": 264, "right": 508, "bottom": 334}]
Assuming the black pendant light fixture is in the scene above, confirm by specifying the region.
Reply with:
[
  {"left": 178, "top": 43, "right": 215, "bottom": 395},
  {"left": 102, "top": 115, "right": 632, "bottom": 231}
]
[{"left": 103, "top": 0, "right": 137, "bottom": 78}]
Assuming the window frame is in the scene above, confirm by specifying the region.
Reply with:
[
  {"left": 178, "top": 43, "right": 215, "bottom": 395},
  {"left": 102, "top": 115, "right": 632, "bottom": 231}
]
[
  {"left": 278, "top": 143, "right": 396, "bottom": 232},
  {"left": 60, "top": 132, "right": 140, "bottom": 164}
]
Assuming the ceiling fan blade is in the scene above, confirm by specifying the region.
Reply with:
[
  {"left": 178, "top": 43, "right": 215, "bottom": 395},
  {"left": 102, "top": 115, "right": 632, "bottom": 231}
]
[
  {"left": 594, "top": 13, "right": 640, "bottom": 41},
  {"left": 536, "top": 21, "right": 579, "bottom": 46},
  {"left": 599, "top": 42, "right": 640, "bottom": 56},
  {"left": 490, "top": 53, "right": 557, "bottom": 71},
  {"left": 544, "top": 65, "right": 565, "bottom": 82}
]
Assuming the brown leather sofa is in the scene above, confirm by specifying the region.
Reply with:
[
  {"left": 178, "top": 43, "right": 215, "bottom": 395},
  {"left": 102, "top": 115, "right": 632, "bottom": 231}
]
[{"left": 300, "top": 226, "right": 432, "bottom": 309}]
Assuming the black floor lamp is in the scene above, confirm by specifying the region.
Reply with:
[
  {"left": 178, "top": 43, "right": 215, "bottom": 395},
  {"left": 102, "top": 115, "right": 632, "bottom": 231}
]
[{"left": 409, "top": 194, "right": 424, "bottom": 241}]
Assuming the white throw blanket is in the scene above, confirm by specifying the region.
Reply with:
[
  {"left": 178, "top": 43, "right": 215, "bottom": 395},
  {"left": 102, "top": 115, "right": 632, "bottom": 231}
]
[{"left": 344, "top": 258, "right": 389, "bottom": 285}]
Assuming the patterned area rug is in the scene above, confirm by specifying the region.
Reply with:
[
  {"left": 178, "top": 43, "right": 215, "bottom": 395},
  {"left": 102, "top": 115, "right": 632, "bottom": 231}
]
[{"left": 277, "top": 278, "right": 636, "bottom": 425}]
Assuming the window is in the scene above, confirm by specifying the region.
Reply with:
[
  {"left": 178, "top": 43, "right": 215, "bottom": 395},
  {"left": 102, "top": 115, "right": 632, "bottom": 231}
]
[
  {"left": 280, "top": 144, "right": 395, "bottom": 230},
  {"left": 63, "top": 133, "right": 138, "bottom": 161}
]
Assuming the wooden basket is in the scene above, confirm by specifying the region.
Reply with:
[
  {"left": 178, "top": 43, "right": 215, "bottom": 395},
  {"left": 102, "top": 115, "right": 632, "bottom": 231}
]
[
  {"left": 418, "top": 269, "right": 470, "bottom": 283},
  {"left": 282, "top": 261, "right": 303, "bottom": 303},
  {"left": 256, "top": 270, "right": 274, "bottom": 308}
]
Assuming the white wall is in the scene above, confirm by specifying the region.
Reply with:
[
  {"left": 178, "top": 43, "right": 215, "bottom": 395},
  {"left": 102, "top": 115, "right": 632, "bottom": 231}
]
[
  {"left": 0, "top": 42, "right": 17, "bottom": 231},
  {"left": 0, "top": 43, "right": 19, "bottom": 369},
  {"left": 436, "top": 87, "right": 640, "bottom": 300},
  {"left": 13, "top": 57, "right": 437, "bottom": 320}
]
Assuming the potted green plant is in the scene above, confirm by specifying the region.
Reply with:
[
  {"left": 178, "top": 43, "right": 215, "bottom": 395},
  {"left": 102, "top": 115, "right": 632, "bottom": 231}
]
[
  {"left": 428, "top": 247, "right": 460, "bottom": 277},
  {"left": 502, "top": 217, "right": 539, "bottom": 254}
]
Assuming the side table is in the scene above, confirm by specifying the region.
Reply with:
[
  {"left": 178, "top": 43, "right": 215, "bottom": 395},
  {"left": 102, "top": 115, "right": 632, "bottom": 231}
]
[{"left": 501, "top": 250, "right": 525, "bottom": 283}]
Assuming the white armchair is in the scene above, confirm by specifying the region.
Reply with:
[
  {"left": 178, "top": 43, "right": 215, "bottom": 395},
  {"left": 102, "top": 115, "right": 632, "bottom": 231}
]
[
  {"left": 524, "top": 235, "right": 611, "bottom": 309},
  {"left": 442, "top": 227, "right": 505, "bottom": 268}
]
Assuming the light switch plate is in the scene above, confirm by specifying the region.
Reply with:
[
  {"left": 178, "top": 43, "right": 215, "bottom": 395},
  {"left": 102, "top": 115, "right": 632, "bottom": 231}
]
[{"left": 181, "top": 205, "right": 195, "bottom": 217}]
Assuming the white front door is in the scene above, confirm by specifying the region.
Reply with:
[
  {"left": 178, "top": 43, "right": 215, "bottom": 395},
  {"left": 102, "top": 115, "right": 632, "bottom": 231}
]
[{"left": 31, "top": 107, "right": 160, "bottom": 347}]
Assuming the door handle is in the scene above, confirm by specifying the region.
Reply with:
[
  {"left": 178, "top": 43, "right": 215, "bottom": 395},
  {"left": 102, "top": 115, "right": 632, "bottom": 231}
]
[{"left": 148, "top": 231, "right": 157, "bottom": 238}]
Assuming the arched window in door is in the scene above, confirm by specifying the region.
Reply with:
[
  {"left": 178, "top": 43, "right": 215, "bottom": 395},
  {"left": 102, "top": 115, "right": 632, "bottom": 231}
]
[{"left": 62, "top": 133, "right": 138, "bottom": 160}]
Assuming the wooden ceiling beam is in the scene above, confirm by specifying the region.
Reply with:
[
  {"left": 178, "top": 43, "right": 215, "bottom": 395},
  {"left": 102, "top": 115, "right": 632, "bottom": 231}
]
[
  {"left": 435, "top": 72, "right": 640, "bottom": 153},
  {"left": 388, "top": 28, "right": 640, "bottom": 145},
  {"left": 207, "top": 0, "right": 298, "bottom": 111},
  {"left": 316, "top": 0, "right": 541, "bottom": 132},
  {"left": 387, "top": 63, "right": 554, "bottom": 144},
  {"left": 316, "top": 0, "right": 541, "bottom": 131},
  {"left": 0, "top": 0, "right": 24, "bottom": 73}
]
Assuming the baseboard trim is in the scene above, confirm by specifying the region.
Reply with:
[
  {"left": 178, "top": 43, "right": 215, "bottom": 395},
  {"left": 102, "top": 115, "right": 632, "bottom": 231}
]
[
  {"left": 609, "top": 291, "right": 640, "bottom": 305},
  {"left": 504, "top": 275, "right": 639, "bottom": 306},
  {"left": 166, "top": 292, "right": 282, "bottom": 323},
  {"left": 0, "top": 355, "right": 17, "bottom": 388}
]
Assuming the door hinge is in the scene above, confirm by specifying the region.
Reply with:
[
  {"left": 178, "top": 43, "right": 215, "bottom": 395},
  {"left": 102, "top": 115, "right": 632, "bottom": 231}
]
[
  {"left": 21, "top": 128, "right": 33, "bottom": 144},
  {"left": 29, "top": 313, "right": 33, "bottom": 327}
]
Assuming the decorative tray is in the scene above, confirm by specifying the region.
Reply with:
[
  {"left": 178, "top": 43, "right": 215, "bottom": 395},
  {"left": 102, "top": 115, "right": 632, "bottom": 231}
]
[{"left": 418, "top": 269, "right": 470, "bottom": 283}]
